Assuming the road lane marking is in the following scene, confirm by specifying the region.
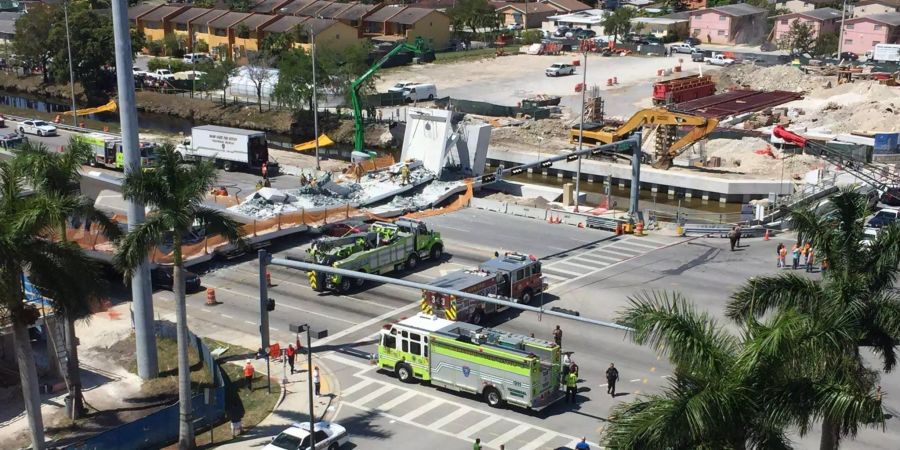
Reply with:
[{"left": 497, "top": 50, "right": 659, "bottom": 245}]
[
  {"left": 519, "top": 432, "right": 559, "bottom": 450},
  {"left": 487, "top": 423, "right": 533, "bottom": 448},
  {"left": 312, "top": 301, "right": 419, "bottom": 347},
  {"left": 428, "top": 405, "right": 471, "bottom": 430},
  {"left": 215, "top": 286, "right": 356, "bottom": 324},
  {"left": 377, "top": 390, "right": 417, "bottom": 412},
  {"left": 244, "top": 320, "right": 254, "bottom": 325},
  {"left": 340, "top": 378, "right": 375, "bottom": 397},
  {"left": 400, "top": 398, "right": 442, "bottom": 421},
  {"left": 542, "top": 266, "right": 584, "bottom": 276},
  {"left": 221, "top": 314, "right": 233, "bottom": 319},
  {"left": 353, "top": 384, "right": 396, "bottom": 407},
  {"left": 630, "top": 378, "right": 641, "bottom": 382},
  {"left": 459, "top": 415, "right": 502, "bottom": 439}
]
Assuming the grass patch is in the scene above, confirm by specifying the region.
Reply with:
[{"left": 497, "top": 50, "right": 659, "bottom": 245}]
[
  {"left": 115, "top": 335, "right": 213, "bottom": 397},
  {"left": 434, "top": 48, "right": 498, "bottom": 64}
]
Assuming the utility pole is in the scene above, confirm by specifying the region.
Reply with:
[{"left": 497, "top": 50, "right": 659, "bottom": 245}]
[
  {"left": 837, "top": 0, "right": 848, "bottom": 57},
  {"left": 63, "top": 1, "right": 77, "bottom": 126},
  {"left": 575, "top": 51, "right": 587, "bottom": 213},
  {"left": 258, "top": 250, "right": 271, "bottom": 393},
  {"left": 310, "top": 27, "right": 321, "bottom": 171},
  {"left": 111, "top": 0, "right": 157, "bottom": 380}
]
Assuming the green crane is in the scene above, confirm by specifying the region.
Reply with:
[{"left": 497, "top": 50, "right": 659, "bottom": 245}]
[{"left": 350, "top": 37, "right": 429, "bottom": 153}]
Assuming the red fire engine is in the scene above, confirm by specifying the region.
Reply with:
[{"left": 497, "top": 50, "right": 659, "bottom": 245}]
[{"left": 421, "top": 252, "right": 545, "bottom": 325}]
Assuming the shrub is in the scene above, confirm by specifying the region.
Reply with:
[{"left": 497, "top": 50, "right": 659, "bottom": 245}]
[{"left": 147, "top": 40, "right": 163, "bottom": 57}]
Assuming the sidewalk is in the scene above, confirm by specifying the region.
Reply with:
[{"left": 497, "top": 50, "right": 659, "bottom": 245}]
[{"left": 214, "top": 354, "right": 339, "bottom": 449}]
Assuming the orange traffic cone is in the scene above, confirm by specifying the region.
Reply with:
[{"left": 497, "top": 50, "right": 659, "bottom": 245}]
[
  {"left": 764, "top": 229, "right": 770, "bottom": 241},
  {"left": 206, "top": 288, "right": 217, "bottom": 305},
  {"left": 266, "top": 272, "right": 273, "bottom": 287}
]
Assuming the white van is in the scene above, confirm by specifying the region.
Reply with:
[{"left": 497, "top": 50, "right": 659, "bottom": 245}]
[
  {"left": 388, "top": 82, "right": 436, "bottom": 102},
  {"left": 183, "top": 53, "right": 211, "bottom": 64}
]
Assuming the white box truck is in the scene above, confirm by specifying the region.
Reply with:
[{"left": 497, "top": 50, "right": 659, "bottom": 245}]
[
  {"left": 176, "top": 125, "right": 278, "bottom": 175},
  {"left": 871, "top": 44, "right": 900, "bottom": 63}
]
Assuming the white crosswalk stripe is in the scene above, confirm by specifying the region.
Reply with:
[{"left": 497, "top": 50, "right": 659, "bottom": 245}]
[
  {"left": 340, "top": 373, "right": 600, "bottom": 450},
  {"left": 542, "top": 237, "right": 675, "bottom": 291}
]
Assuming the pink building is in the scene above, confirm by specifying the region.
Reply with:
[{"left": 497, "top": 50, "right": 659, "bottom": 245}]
[
  {"left": 840, "top": 12, "right": 900, "bottom": 55},
  {"left": 689, "top": 4, "right": 768, "bottom": 45},
  {"left": 773, "top": 7, "right": 842, "bottom": 42}
]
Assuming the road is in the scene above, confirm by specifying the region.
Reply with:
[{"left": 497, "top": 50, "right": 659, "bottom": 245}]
[{"left": 146, "top": 206, "right": 900, "bottom": 449}]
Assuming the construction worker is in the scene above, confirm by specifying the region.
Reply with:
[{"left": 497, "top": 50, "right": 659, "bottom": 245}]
[
  {"left": 473, "top": 438, "right": 482, "bottom": 450},
  {"left": 244, "top": 361, "right": 255, "bottom": 391},
  {"left": 821, "top": 257, "right": 829, "bottom": 276},
  {"left": 353, "top": 163, "right": 364, "bottom": 184},
  {"left": 553, "top": 325, "right": 562, "bottom": 347},
  {"left": 606, "top": 363, "right": 619, "bottom": 397},
  {"left": 792, "top": 243, "right": 801, "bottom": 270},
  {"left": 565, "top": 370, "right": 578, "bottom": 404},
  {"left": 313, "top": 366, "right": 321, "bottom": 397},
  {"left": 261, "top": 161, "right": 268, "bottom": 179},
  {"left": 806, "top": 246, "right": 815, "bottom": 273},
  {"left": 400, "top": 163, "right": 410, "bottom": 185},
  {"left": 300, "top": 173, "right": 308, "bottom": 187},
  {"left": 287, "top": 344, "right": 296, "bottom": 374}
]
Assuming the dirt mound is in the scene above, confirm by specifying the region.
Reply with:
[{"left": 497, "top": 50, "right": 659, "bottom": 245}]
[
  {"left": 487, "top": 117, "right": 572, "bottom": 154},
  {"left": 782, "top": 82, "right": 900, "bottom": 134},
  {"left": 716, "top": 65, "right": 828, "bottom": 92},
  {"left": 135, "top": 91, "right": 295, "bottom": 133},
  {"left": 704, "top": 136, "right": 820, "bottom": 175}
]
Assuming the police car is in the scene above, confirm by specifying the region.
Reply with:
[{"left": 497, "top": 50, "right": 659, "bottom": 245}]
[{"left": 263, "top": 421, "right": 349, "bottom": 450}]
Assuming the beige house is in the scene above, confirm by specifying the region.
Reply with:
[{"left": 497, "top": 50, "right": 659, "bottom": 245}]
[
  {"left": 631, "top": 17, "right": 690, "bottom": 39},
  {"left": 771, "top": 0, "right": 840, "bottom": 14},
  {"left": 853, "top": 0, "right": 900, "bottom": 17}
]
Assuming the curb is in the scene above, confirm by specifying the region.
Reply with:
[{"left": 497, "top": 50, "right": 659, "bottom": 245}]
[{"left": 312, "top": 354, "right": 340, "bottom": 422}]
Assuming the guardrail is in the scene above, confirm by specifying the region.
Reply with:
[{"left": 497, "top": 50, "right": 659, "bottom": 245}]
[{"left": 681, "top": 224, "right": 769, "bottom": 238}]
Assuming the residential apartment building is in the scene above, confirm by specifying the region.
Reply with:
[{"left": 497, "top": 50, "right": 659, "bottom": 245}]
[
  {"left": 852, "top": 0, "right": 900, "bottom": 18},
  {"left": 840, "top": 11, "right": 900, "bottom": 55},
  {"left": 688, "top": 4, "right": 769, "bottom": 44},
  {"left": 772, "top": 7, "right": 842, "bottom": 42}
]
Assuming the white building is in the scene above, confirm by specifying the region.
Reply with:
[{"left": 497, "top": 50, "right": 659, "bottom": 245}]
[{"left": 541, "top": 8, "right": 608, "bottom": 33}]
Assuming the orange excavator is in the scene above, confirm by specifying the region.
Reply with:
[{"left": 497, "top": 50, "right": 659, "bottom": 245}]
[{"left": 569, "top": 107, "right": 719, "bottom": 170}]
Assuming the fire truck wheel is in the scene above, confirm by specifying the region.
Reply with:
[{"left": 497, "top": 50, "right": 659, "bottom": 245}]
[
  {"left": 354, "top": 276, "right": 366, "bottom": 288},
  {"left": 397, "top": 363, "right": 413, "bottom": 382},
  {"left": 471, "top": 310, "right": 485, "bottom": 326},
  {"left": 430, "top": 244, "right": 443, "bottom": 260},
  {"left": 406, "top": 254, "right": 419, "bottom": 270},
  {"left": 484, "top": 387, "right": 502, "bottom": 407},
  {"left": 519, "top": 289, "right": 534, "bottom": 305},
  {"left": 338, "top": 277, "right": 353, "bottom": 293}
]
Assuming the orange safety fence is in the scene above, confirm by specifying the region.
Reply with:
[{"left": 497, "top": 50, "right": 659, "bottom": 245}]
[
  {"left": 358, "top": 155, "right": 396, "bottom": 173},
  {"left": 404, "top": 180, "right": 473, "bottom": 220}
]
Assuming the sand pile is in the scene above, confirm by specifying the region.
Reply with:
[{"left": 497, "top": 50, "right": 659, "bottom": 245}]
[
  {"left": 488, "top": 117, "right": 572, "bottom": 154},
  {"left": 704, "top": 137, "right": 820, "bottom": 175},
  {"left": 781, "top": 82, "right": 900, "bottom": 134},
  {"left": 716, "top": 65, "right": 828, "bottom": 92}
]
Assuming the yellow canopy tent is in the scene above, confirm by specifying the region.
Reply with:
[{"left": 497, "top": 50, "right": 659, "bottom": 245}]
[{"left": 293, "top": 134, "right": 334, "bottom": 152}]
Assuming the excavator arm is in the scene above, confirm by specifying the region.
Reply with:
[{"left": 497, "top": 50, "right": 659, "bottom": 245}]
[
  {"left": 569, "top": 107, "right": 718, "bottom": 170},
  {"left": 350, "top": 37, "right": 429, "bottom": 153}
]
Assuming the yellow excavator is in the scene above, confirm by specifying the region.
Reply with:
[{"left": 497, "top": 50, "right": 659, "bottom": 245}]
[{"left": 569, "top": 107, "right": 719, "bottom": 170}]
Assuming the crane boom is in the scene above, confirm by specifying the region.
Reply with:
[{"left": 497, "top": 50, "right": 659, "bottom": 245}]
[{"left": 350, "top": 38, "right": 429, "bottom": 153}]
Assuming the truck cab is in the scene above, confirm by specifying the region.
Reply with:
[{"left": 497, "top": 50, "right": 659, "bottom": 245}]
[{"left": 479, "top": 252, "right": 545, "bottom": 304}]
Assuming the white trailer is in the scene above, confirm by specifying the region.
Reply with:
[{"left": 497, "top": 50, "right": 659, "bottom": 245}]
[
  {"left": 176, "top": 125, "right": 278, "bottom": 174},
  {"left": 872, "top": 44, "right": 900, "bottom": 63}
]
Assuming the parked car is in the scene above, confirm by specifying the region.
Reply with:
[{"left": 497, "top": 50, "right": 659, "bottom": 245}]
[
  {"left": 151, "top": 266, "right": 202, "bottom": 292},
  {"left": 545, "top": 62, "right": 576, "bottom": 77},
  {"left": 263, "top": 421, "right": 349, "bottom": 450},
  {"left": 839, "top": 51, "right": 859, "bottom": 61},
  {"left": 388, "top": 82, "right": 436, "bottom": 101},
  {"left": 17, "top": 119, "right": 57, "bottom": 137},
  {"left": 691, "top": 50, "right": 709, "bottom": 62},
  {"left": 553, "top": 26, "right": 570, "bottom": 37},
  {"left": 506, "top": 23, "right": 522, "bottom": 31},
  {"left": 671, "top": 43, "right": 699, "bottom": 54},
  {"left": 683, "top": 37, "right": 701, "bottom": 46},
  {"left": 880, "top": 187, "right": 900, "bottom": 206},
  {"left": 867, "top": 208, "right": 899, "bottom": 229},
  {"left": 572, "top": 29, "right": 596, "bottom": 39},
  {"left": 0, "top": 133, "right": 27, "bottom": 150},
  {"left": 183, "top": 53, "right": 211, "bottom": 64},
  {"left": 148, "top": 69, "right": 175, "bottom": 81},
  {"left": 705, "top": 54, "right": 735, "bottom": 66}
]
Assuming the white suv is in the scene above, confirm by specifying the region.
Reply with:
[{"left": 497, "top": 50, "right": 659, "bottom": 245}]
[
  {"left": 545, "top": 63, "right": 576, "bottom": 77},
  {"left": 18, "top": 119, "right": 57, "bottom": 137}
]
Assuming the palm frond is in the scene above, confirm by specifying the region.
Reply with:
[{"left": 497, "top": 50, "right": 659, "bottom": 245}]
[
  {"left": 727, "top": 273, "right": 826, "bottom": 321},
  {"left": 194, "top": 207, "right": 246, "bottom": 247},
  {"left": 619, "top": 291, "right": 738, "bottom": 376},
  {"left": 113, "top": 214, "right": 172, "bottom": 277},
  {"left": 26, "top": 239, "right": 104, "bottom": 319},
  {"left": 864, "top": 222, "right": 900, "bottom": 293}
]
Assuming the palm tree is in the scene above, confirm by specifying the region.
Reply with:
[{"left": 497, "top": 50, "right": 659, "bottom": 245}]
[
  {"left": 114, "top": 144, "right": 244, "bottom": 449},
  {"left": 18, "top": 139, "right": 121, "bottom": 419},
  {"left": 603, "top": 291, "right": 884, "bottom": 449},
  {"left": 0, "top": 157, "right": 105, "bottom": 450},
  {"left": 728, "top": 188, "right": 900, "bottom": 449}
]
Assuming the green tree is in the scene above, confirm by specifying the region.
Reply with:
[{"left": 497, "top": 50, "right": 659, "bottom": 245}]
[
  {"left": 13, "top": 3, "right": 53, "bottom": 82},
  {"left": 603, "top": 291, "right": 884, "bottom": 449},
  {"left": 602, "top": 7, "right": 636, "bottom": 45},
  {"left": 0, "top": 155, "right": 110, "bottom": 450},
  {"left": 318, "top": 41, "right": 374, "bottom": 106},
  {"left": 195, "top": 59, "right": 238, "bottom": 105},
  {"left": 228, "top": 0, "right": 252, "bottom": 12},
  {"left": 245, "top": 51, "right": 275, "bottom": 113},
  {"left": 193, "top": 0, "right": 215, "bottom": 7},
  {"left": 260, "top": 32, "right": 294, "bottom": 59},
  {"left": 17, "top": 140, "right": 121, "bottom": 420},
  {"left": 273, "top": 47, "right": 314, "bottom": 113},
  {"left": 779, "top": 19, "right": 816, "bottom": 55},
  {"left": 235, "top": 23, "right": 251, "bottom": 40},
  {"left": 163, "top": 33, "right": 187, "bottom": 58},
  {"left": 195, "top": 39, "right": 210, "bottom": 54},
  {"left": 446, "top": 0, "right": 497, "bottom": 34},
  {"left": 114, "top": 145, "right": 245, "bottom": 450},
  {"left": 728, "top": 188, "right": 900, "bottom": 450},
  {"left": 814, "top": 32, "right": 839, "bottom": 58}
]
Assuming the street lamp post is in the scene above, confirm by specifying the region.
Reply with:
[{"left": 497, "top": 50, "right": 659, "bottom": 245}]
[
  {"left": 838, "top": 0, "right": 848, "bottom": 57},
  {"left": 310, "top": 26, "right": 321, "bottom": 171},
  {"left": 290, "top": 324, "right": 328, "bottom": 450},
  {"left": 63, "top": 1, "right": 77, "bottom": 126},
  {"left": 575, "top": 51, "right": 587, "bottom": 212}
]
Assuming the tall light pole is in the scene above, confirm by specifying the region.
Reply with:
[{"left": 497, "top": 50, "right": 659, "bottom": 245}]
[
  {"left": 837, "top": 0, "right": 848, "bottom": 57},
  {"left": 111, "top": 0, "right": 158, "bottom": 380},
  {"left": 63, "top": 1, "right": 77, "bottom": 126},
  {"left": 575, "top": 51, "right": 587, "bottom": 213},
  {"left": 288, "top": 323, "right": 328, "bottom": 450},
  {"left": 310, "top": 26, "right": 321, "bottom": 171}
]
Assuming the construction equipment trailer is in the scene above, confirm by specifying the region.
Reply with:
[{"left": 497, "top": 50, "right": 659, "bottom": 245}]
[
  {"left": 421, "top": 252, "right": 546, "bottom": 325},
  {"left": 307, "top": 218, "right": 443, "bottom": 293},
  {"left": 377, "top": 313, "right": 563, "bottom": 409},
  {"left": 652, "top": 74, "right": 716, "bottom": 105},
  {"left": 350, "top": 38, "right": 429, "bottom": 153}
]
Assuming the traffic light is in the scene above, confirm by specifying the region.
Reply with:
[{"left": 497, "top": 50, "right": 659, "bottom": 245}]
[{"left": 267, "top": 298, "right": 275, "bottom": 311}]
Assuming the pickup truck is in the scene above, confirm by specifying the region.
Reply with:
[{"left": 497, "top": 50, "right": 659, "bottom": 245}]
[
  {"left": 705, "top": 54, "right": 735, "bottom": 66},
  {"left": 147, "top": 69, "right": 175, "bottom": 81},
  {"left": 545, "top": 63, "right": 576, "bottom": 77},
  {"left": 670, "top": 43, "right": 700, "bottom": 54}
]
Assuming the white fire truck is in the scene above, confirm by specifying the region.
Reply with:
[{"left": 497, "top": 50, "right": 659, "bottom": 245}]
[{"left": 421, "top": 252, "right": 546, "bottom": 325}]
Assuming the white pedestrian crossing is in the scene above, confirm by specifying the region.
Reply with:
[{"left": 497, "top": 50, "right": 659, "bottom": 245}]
[{"left": 541, "top": 237, "right": 674, "bottom": 291}]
